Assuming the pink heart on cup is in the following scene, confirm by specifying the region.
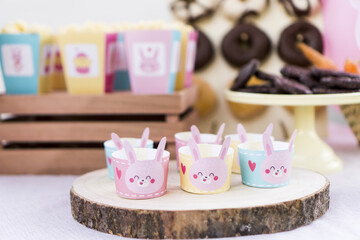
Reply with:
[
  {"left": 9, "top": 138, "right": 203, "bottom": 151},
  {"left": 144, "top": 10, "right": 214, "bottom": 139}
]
[
  {"left": 116, "top": 167, "right": 121, "bottom": 179},
  {"left": 107, "top": 157, "right": 112, "bottom": 165},
  {"left": 181, "top": 163, "right": 186, "bottom": 175},
  {"left": 248, "top": 160, "right": 256, "bottom": 172}
]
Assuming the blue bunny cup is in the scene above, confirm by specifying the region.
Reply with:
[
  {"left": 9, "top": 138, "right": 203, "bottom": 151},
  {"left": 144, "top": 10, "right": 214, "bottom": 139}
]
[{"left": 238, "top": 130, "right": 297, "bottom": 188}]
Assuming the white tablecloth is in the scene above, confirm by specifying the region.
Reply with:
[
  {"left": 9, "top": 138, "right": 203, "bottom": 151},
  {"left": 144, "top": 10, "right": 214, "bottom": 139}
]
[{"left": 1, "top": 123, "right": 360, "bottom": 240}]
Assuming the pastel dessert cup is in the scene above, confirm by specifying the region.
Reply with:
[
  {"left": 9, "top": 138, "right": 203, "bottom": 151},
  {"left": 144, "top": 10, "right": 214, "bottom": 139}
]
[
  {"left": 112, "top": 145, "right": 169, "bottom": 200},
  {"left": 226, "top": 134, "right": 274, "bottom": 174},
  {"left": 104, "top": 138, "right": 153, "bottom": 179},
  {"left": 174, "top": 132, "right": 219, "bottom": 170},
  {"left": 178, "top": 141, "right": 234, "bottom": 194},
  {"left": 238, "top": 139, "right": 294, "bottom": 188}
]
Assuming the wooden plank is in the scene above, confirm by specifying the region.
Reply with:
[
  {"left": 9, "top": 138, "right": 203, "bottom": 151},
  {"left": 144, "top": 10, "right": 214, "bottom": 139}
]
[
  {"left": 0, "top": 86, "right": 198, "bottom": 115},
  {"left": 0, "top": 110, "right": 198, "bottom": 142},
  {"left": 0, "top": 149, "right": 105, "bottom": 174}
]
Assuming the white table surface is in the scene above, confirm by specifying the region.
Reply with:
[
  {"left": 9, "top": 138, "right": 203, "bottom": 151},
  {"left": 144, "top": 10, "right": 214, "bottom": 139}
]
[{"left": 1, "top": 123, "right": 360, "bottom": 240}]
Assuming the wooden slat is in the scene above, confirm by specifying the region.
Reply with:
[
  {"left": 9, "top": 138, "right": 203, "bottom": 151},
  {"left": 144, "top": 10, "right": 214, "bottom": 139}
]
[
  {"left": 0, "top": 145, "right": 176, "bottom": 175},
  {"left": 0, "top": 86, "right": 198, "bottom": 115},
  {"left": 0, "top": 110, "right": 198, "bottom": 142}
]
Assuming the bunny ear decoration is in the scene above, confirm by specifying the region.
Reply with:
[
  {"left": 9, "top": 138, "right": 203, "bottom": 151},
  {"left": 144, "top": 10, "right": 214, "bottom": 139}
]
[
  {"left": 140, "top": 127, "right": 150, "bottom": 148},
  {"left": 188, "top": 138, "right": 201, "bottom": 161},
  {"left": 215, "top": 123, "right": 226, "bottom": 144},
  {"left": 288, "top": 129, "right": 297, "bottom": 152},
  {"left": 123, "top": 140, "right": 137, "bottom": 165},
  {"left": 237, "top": 123, "right": 247, "bottom": 143},
  {"left": 263, "top": 133, "right": 274, "bottom": 157},
  {"left": 190, "top": 125, "right": 202, "bottom": 144},
  {"left": 264, "top": 123, "right": 274, "bottom": 136},
  {"left": 111, "top": 132, "right": 123, "bottom": 150},
  {"left": 155, "top": 137, "right": 166, "bottom": 162},
  {"left": 219, "top": 136, "right": 231, "bottom": 161}
]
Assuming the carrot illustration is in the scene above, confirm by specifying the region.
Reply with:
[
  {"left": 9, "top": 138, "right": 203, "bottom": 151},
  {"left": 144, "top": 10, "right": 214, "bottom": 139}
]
[{"left": 297, "top": 42, "right": 338, "bottom": 70}]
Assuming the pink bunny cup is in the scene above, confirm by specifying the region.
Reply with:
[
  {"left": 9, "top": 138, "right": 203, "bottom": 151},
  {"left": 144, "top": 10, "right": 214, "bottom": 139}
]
[
  {"left": 225, "top": 123, "right": 274, "bottom": 174},
  {"left": 238, "top": 130, "right": 297, "bottom": 188},
  {"left": 174, "top": 123, "right": 225, "bottom": 170},
  {"left": 178, "top": 137, "right": 234, "bottom": 194},
  {"left": 112, "top": 137, "right": 170, "bottom": 199}
]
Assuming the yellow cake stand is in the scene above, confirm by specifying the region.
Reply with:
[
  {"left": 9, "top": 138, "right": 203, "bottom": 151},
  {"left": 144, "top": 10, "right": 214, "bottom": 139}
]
[{"left": 225, "top": 90, "right": 360, "bottom": 174}]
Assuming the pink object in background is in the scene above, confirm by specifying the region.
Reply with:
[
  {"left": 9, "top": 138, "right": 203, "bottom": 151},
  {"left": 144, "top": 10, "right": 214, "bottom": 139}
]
[
  {"left": 184, "top": 30, "right": 198, "bottom": 88},
  {"left": 322, "top": 0, "right": 360, "bottom": 68},
  {"left": 104, "top": 33, "right": 117, "bottom": 93}
]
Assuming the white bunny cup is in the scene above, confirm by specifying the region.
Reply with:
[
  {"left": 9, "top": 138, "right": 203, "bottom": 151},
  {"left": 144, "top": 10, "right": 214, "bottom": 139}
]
[
  {"left": 178, "top": 136, "right": 234, "bottom": 194},
  {"left": 103, "top": 128, "right": 153, "bottom": 179},
  {"left": 112, "top": 137, "right": 169, "bottom": 199},
  {"left": 225, "top": 123, "right": 274, "bottom": 174},
  {"left": 174, "top": 123, "right": 225, "bottom": 171},
  {"left": 238, "top": 130, "right": 297, "bottom": 188}
]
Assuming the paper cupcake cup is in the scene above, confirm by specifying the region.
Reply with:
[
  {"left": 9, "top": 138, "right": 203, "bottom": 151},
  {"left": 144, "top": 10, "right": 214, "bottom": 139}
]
[
  {"left": 0, "top": 33, "right": 40, "bottom": 94},
  {"left": 238, "top": 140, "right": 294, "bottom": 188},
  {"left": 174, "top": 132, "right": 219, "bottom": 170},
  {"left": 112, "top": 147, "right": 169, "bottom": 200},
  {"left": 178, "top": 143, "right": 234, "bottom": 194},
  {"left": 58, "top": 32, "right": 117, "bottom": 94},
  {"left": 104, "top": 138, "right": 153, "bottom": 179},
  {"left": 226, "top": 134, "right": 274, "bottom": 174},
  {"left": 124, "top": 29, "right": 181, "bottom": 94}
]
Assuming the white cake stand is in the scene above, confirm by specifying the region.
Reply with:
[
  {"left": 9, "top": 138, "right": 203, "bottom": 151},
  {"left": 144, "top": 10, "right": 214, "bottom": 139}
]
[{"left": 225, "top": 90, "right": 360, "bottom": 174}]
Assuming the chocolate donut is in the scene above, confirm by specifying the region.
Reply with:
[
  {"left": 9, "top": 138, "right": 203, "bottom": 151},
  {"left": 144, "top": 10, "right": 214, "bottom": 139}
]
[
  {"left": 170, "top": 0, "right": 220, "bottom": 23},
  {"left": 278, "top": 21, "right": 323, "bottom": 67},
  {"left": 221, "top": 22, "right": 272, "bottom": 67},
  {"left": 194, "top": 29, "right": 215, "bottom": 71}
]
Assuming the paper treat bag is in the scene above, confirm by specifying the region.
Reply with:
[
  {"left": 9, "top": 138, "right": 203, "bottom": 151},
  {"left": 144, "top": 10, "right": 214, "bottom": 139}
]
[
  {"left": 38, "top": 33, "right": 53, "bottom": 93},
  {"left": 175, "top": 25, "right": 198, "bottom": 90},
  {"left": 124, "top": 29, "right": 181, "bottom": 94},
  {"left": 50, "top": 44, "right": 66, "bottom": 90},
  {"left": 0, "top": 34, "right": 40, "bottom": 94},
  {"left": 58, "top": 31, "right": 117, "bottom": 94}
]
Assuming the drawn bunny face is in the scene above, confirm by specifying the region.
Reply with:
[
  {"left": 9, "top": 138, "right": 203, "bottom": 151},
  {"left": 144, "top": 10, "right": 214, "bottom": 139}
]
[
  {"left": 125, "top": 160, "right": 164, "bottom": 194},
  {"left": 188, "top": 137, "right": 231, "bottom": 191},
  {"left": 260, "top": 131, "right": 297, "bottom": 184},
  {"left": 124, "top": 137, "right": 166, "bottom": 194},
  {"left": 139, "top": 47, "right": 159, "bottom": 72}
]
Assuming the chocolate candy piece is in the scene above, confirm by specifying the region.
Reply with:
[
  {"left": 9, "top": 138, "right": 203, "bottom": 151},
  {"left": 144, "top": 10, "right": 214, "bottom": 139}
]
[
  {"left": 280, "top": 65, "right": 310, "bottom": 79},
  {"left": 311, "top": 68, "right": 360, "bottom": 79},
  {"left": 230, "top": 59, "right": 260, "bottom": 91},
  {"left": 274, "top": 76, "right": 313, "bottom": 94},
  {"left": 254, "top": 69, "right": 277, "bottom": 83},
  {"left": 312, "top": 88, "right": 360, "bottom": 94},
  {"left": 194, "top": 29, "right": 215, "bottom": 71},
  {"left": 280, "top": 65, "right": 319, "bottom": 87},
  {"left": 221, "top": 22, "right": 271, "bottom": 67},
  {"left": 236, "top": 85, "right": 280, "bottom": 94},
  {"left": 278, "top": 21, "right": 323, "bottom": 67},
  {"left": 320, "top": 77, "right": 360, "bottom": 89}
]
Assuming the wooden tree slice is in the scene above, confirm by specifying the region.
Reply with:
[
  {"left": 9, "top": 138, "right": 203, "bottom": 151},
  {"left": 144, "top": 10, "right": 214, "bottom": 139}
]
[{"left": 71, "top": 162, "right": 329, "bottom": 239}]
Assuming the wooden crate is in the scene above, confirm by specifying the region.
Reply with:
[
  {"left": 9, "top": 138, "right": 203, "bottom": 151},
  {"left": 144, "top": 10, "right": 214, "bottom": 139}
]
[{"left": 0, "top": 86, "right": 198, "bottom": 174}]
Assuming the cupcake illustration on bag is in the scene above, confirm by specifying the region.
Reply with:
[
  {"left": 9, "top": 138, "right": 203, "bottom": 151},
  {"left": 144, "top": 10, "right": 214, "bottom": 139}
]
[{"left": 73, "top": 52, "right": 91, "bottom": 74}]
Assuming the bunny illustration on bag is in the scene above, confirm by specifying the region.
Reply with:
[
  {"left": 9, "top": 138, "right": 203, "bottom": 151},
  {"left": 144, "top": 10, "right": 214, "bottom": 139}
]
[
  {"left": 260, "top": 130, "right": 297, "bottom": 184},
  {"left": 187, "top": 137, "right": 231, "bottom": 191},
  {"left": 139, "top": 47, "right": 159, "bottom": 72},
  {"left": 11, "top": 48, "right": 23, "bottom": 72},
  {"left": 124, "top": 137, "right": 166, "bottom": 194}
]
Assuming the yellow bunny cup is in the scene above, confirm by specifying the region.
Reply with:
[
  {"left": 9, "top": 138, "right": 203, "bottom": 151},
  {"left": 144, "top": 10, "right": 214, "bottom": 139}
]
[{"left": 179, "top": 137, "right": 233, "bottom": 194}]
